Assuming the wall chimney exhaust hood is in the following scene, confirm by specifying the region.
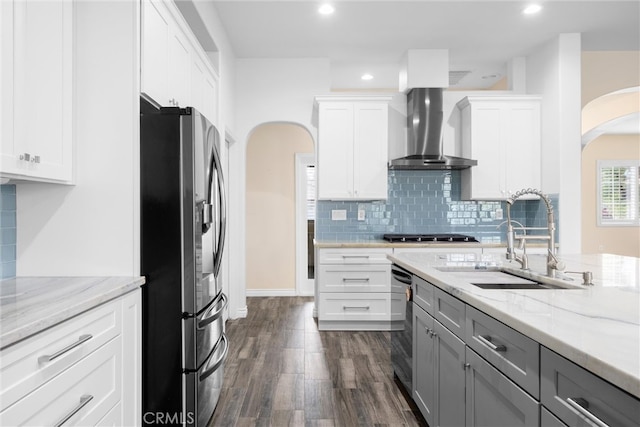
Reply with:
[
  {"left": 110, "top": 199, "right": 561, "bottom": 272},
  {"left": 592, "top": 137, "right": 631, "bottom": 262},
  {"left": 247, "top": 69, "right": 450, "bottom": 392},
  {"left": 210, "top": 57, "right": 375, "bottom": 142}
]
[{"left": 390, "top": 50, "right": 477, "bottom": 170}]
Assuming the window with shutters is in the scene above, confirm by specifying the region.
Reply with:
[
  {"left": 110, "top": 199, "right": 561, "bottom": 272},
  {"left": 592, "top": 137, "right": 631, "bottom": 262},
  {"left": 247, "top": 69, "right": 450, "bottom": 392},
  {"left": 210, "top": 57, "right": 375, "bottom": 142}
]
[{"left": 597, "top": 160, "right": 640, "bottom": 226}]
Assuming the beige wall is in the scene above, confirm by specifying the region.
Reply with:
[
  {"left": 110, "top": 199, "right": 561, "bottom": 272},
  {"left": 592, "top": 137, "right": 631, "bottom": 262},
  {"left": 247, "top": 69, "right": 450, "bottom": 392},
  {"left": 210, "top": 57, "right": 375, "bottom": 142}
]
[
  {"left": 582, "top": 135, "right": 640, "bottom": 257},
  {"left": 581, "top": 51, "right": 639, "bottom": 257},
  {"left": 581, "top": 51, "right": 640, "bottom": 107},
  {"left": 245, "top": 123, "right": 314, "bottom": 291}
]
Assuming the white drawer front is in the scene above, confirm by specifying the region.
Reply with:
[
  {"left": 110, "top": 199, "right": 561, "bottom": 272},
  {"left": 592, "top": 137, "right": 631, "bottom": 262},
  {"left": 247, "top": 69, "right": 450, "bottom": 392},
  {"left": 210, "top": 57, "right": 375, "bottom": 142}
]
[
  {"left": 318, "top": 248, "right": 392, "bottom": 265},
  {"left": 1, "top": 299, "right": 122, "bottom": 409},
  {"left": 318, "top": 265, "right": 390, "bottom": 293},
  {"left": 319, "top": 293, "right": 391, "bottom": 321},
  {"left": 0, "top": 337, "right": 122, "bottom": 426}
]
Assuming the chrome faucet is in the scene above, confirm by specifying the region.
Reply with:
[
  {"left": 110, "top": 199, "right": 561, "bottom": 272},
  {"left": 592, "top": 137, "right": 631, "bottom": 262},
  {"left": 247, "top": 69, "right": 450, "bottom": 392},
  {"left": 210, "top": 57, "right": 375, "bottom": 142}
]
[
  {"left": 497, "top": 220, "right": 528, "bottom": 269},
  {"left": 505, "top": 188, "right": 564, "bottom": 277}
]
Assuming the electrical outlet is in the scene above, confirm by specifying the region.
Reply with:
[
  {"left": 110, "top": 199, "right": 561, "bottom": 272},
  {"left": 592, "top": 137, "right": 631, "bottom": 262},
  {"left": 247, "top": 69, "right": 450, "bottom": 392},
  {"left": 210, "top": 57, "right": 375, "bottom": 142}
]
[
  {"left": 495, "top": 208, "right": 503, "bottom": 220},
  {"left": 331, "top": 209, "right": 347, "bottom": 221},
  {"left": 358, "top": 209, "right": 365, "bottom": 221}
]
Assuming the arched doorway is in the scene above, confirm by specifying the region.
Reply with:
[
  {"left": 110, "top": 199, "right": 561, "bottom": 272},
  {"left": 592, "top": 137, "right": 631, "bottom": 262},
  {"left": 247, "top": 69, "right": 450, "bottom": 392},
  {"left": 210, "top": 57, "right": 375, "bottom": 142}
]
[
  {"left": 245, "top": 123, "right": 315, "bottom": 295},
  {"left": 581, "top": 87, "right": 640, "bottom": 257}
]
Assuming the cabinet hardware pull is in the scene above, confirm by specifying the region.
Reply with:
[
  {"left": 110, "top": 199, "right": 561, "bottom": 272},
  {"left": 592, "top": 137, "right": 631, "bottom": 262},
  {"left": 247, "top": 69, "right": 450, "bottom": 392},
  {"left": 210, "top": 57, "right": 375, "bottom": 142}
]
[
  {"left": 38, "top": 334, "right": 93, "bottom": 364},
  {"left": 463, "top": 363, "right": 470, "bottom": 370},
  {"left": 566, "top": 397, "right": 610, "bottom": 427},
  {"left": 477, "top": 335, "right": 506, "bottom": 352},
  {"left": 54, "top": 394, "right": 93, "bottom": 427},
  {"left": 341, "top": 255, "right": 370, "bottom": 259},
  {"left": 342, "top": 278, "right": 370, "bottom": 282},
  {"left": 342, "top": 305, "right": 370, "bottom": 310}
]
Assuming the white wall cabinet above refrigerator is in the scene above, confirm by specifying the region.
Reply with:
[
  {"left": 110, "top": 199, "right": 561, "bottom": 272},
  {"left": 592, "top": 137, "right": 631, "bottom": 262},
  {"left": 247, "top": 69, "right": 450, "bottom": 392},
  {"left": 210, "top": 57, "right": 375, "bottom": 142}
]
[
  {"left": 141, "top": 0, "right": 219, "bottom": 125},
  {"left": 456, "top": 96, "right": 542, "bottom": 200},
  {"left": 0, "top": 0, "right": 73, "bottom": 183},
  {"left": 315, "top": 96, "right": 391, "bottom": 201}
]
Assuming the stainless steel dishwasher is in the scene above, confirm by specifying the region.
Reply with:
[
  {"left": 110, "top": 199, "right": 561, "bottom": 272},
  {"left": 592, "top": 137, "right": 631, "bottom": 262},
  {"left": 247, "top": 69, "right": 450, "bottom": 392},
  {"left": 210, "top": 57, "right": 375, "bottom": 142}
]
[{"left": 390, "top": 264, "right": 413, "bottom": 394}]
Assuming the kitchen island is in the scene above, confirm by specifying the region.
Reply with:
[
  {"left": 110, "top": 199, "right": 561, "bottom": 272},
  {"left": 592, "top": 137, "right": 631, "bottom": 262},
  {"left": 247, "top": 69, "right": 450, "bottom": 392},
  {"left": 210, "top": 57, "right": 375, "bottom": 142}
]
[{"left": 389, "top": 251, "right": 639, "bottom": 426}]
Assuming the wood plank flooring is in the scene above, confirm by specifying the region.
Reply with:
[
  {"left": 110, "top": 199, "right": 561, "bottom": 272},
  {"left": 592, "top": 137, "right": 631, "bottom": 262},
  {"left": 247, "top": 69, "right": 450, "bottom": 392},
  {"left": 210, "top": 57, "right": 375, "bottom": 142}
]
[{"left": 208, "top": 297, "right": 427, "bottom": 427}]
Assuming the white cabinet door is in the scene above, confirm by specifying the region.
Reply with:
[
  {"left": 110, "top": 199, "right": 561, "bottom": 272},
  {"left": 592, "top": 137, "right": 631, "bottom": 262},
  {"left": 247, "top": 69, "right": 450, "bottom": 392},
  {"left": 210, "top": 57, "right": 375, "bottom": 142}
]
[
  {"left": 458, "top": 96, "right": 541, "bottom": 200},
  {"left": 141, "top": 0, "right": 170, "bottom": 106},
  {"left": 317, "top": 102, "right": 354, "bottom": 199},
  {"left": 503, "top": 103, "right": 541, "bottom": 196},
  {"left": 1, "top": 0, "right": 72, "bottom": 183},
  {"left": 316, "top": 98, "right": 390, "bottom": 200},
  {"left": 353, "top": 103, "right": 388, "bottom": 199},
  {"left": 167, "top": 28, "right": 190, "bottom": 107}
]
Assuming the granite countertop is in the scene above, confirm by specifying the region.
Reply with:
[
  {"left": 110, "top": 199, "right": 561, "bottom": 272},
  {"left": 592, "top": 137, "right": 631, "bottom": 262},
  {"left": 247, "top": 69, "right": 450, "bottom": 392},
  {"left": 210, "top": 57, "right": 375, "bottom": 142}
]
[
  {"left": 388, "top": 252, "right": 640, "bottom": 399},
  {"left": 0, "top": 276, "right": 145, "bottom": 350}
]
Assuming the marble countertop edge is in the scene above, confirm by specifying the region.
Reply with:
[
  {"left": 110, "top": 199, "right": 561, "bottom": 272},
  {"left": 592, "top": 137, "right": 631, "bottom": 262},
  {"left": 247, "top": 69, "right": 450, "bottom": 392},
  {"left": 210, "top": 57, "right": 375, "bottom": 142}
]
[{"left": 0, "top": 276, "right": 145, "bottom": 350}]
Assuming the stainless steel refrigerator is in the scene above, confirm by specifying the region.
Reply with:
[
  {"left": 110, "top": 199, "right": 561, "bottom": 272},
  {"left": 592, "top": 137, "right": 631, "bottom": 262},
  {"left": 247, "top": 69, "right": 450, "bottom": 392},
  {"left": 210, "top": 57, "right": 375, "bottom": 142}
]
[{"left": 140, "top": 97, "right": 228, "bottom": 426}]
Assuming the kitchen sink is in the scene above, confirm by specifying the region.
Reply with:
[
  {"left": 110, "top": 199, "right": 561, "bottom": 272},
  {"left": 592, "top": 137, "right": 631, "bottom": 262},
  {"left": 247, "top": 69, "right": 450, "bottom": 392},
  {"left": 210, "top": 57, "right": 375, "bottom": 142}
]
[{"left": 435, "top": 266, "right": 583, "bottom": 290}]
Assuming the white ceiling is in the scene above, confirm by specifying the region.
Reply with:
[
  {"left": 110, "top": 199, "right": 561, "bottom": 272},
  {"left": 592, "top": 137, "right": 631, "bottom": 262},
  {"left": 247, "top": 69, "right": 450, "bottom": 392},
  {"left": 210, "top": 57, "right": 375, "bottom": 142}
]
[{"left": 209, "top": 0, "right": 640, "bottom": 90}]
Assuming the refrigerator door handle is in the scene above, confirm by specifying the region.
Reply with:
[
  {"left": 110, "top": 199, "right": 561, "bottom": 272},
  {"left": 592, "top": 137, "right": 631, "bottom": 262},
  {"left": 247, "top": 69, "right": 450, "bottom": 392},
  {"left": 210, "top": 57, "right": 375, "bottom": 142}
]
[
  {"left": 198, "top": 293, "right": 228, "bottom": 329},
  {"left": 200, "top": 334, "right": 229, "bottom": 381},
  {"left": 212, "top": 141, "right": 227, "bottom": 278}
]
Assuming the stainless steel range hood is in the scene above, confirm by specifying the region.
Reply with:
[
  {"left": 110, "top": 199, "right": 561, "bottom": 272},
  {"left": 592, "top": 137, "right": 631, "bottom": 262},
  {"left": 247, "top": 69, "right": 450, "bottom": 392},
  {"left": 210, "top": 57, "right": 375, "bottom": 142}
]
[{"left": 389, "top": 88, "right": 477, "bottom": 170}]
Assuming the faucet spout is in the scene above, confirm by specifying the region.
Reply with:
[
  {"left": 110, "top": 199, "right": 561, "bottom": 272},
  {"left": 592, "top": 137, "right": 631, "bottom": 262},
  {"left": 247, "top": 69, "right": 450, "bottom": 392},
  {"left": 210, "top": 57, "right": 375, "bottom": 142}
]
[{"left": 505, "top": 188, "right": 562, "bottom": 277}]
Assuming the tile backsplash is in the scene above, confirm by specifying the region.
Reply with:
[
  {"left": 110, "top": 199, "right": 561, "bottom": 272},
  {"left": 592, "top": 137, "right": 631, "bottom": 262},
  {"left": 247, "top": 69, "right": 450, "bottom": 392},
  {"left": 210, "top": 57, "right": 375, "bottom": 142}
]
[
  {"left": 1, "top": 185, "right": 17, "bottom": 279},
  {"left": 316, "top": 170, "right": 558, "bottom": 243}
]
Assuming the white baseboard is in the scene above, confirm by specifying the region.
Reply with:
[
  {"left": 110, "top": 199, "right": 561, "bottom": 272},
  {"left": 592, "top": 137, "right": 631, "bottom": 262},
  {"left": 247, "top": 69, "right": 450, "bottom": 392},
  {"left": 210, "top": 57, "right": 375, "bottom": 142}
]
[
  {"left": 233, "top": 305, "right": 248, "bottom": 319},
  {"left": 245, "top": 289, "right": 297, "bottom": 297}
]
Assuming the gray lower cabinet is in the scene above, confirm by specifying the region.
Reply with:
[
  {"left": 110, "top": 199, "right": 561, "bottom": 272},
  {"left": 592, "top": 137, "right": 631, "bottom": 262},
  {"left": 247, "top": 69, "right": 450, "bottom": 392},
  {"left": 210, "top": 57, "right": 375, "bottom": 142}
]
[
  {"left": 541, "top": 347, "right": 640, "bottom": 427},
  {"left": 465, "top": 348, "right": 539, "bottom": 427},
  {"left": 434, "top": 319, "right": 466, "bottom": 427},
  {"left": 413, "top": 303, "right": 466, "bottom": 427},
  {"left": 541, "top": 407, "right": 568, "bottom": 427},
  {"left": 413, "top": 304, "right": 436, "bottom": 426}
]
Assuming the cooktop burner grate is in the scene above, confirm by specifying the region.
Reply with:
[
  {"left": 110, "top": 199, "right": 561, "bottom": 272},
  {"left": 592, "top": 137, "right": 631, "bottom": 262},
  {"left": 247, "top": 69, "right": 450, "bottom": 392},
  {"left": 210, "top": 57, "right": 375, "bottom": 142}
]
[{"left": 382, "top": 233, "right": 479, "bottom": 243}]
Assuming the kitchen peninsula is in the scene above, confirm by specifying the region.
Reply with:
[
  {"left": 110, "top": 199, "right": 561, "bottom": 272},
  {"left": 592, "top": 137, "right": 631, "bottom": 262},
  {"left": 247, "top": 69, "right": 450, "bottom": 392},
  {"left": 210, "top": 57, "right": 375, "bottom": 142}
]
[{"left": 390, "top": 251, "right": 639, "bottom": 426}]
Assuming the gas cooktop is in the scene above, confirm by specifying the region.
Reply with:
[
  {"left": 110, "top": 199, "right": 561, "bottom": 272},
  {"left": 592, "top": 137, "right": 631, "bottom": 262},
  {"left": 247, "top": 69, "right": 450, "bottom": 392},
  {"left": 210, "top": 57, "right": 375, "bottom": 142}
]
[{"left": 382, "top": 233, "right": 479, "bottom": 243}]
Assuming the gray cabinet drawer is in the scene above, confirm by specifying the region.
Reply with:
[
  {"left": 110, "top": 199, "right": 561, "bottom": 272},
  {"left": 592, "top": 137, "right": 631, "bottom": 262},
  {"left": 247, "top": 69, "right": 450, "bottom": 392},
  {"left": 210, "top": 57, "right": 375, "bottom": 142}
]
[
  {"left": 465, "top": 305, "right": 539, "bottom": 398},
  {"left": 434, "top": 288, "right": 465, "bottom": 339},
  {"left": 466, "top": 348, "right": 539, "bottom": 427},
  {"left": 412, "top": 275, "right": 434, "bottom": 315},
  {"left": 541, "top": 347, "right": 640, "bottom": 427}
]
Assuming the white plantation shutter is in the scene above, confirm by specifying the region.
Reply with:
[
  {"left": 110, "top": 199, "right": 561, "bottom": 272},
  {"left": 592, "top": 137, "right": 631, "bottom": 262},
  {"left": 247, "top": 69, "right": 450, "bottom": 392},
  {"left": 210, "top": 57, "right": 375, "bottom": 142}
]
[
  {"left": 306, "top": 165, "right": 316, "bottom": 220},
  {"left": 597, "top": 160, "right": 640, "bottom": 226}
]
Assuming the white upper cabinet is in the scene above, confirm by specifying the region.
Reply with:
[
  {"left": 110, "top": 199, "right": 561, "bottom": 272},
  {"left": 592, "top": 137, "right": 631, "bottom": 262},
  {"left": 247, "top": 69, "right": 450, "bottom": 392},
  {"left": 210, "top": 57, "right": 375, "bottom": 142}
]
[
  {"left": 141, "top": 0, "right": 219, "bottom": 123},
  {"left": 141, "top": 0, "right": 170, "bottom": 105},
  {"left": 315, "top": 96, "right": 391, "bottom": 200},
  {"left": 1, "top": 0, "right": 73, "bottom": 183},
  {"left": 457, "top": 96, "right": 542, "bottom": 200}
]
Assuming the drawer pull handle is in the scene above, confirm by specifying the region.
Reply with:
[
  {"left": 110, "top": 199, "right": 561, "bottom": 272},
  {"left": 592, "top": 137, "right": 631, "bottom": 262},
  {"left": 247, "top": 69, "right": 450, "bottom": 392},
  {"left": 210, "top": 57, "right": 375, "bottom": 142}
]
[
  {"left": 566, "top": 397, "right": 610, "bottom": 427},
  {"left": 342, "top": 305, "right": 370, "bottom": 310},
  {"left": 342, "top": 255, "right": 370, "bottom": 259},
  {"left": 54, "top": 394, "right": 93, "bottom": 427},
  {"left": 342, "top": 278, "right": 370, "bottom": 282},
  {"left": 38, "top": 334, "right": 93, "bottom": 364},
  {"left": 478, "top": 335, "right": 506, "bottom": 352}
]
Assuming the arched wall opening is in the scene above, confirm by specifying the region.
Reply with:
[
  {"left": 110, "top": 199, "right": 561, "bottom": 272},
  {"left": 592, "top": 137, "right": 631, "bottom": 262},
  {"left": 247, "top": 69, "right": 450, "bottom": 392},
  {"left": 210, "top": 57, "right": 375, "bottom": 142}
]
[
  {"left": 581, "top": 88, "right": 640, "bottom": 257},
  {"left": 245, "top": 122, "right": 315, "bottom": 294}
]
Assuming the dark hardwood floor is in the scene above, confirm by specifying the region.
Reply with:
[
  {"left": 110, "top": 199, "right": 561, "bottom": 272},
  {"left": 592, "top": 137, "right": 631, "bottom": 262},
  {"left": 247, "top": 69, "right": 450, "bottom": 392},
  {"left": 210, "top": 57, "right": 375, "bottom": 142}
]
[{"left": 209, "top": 297, "right": 427, "bottom": 427}]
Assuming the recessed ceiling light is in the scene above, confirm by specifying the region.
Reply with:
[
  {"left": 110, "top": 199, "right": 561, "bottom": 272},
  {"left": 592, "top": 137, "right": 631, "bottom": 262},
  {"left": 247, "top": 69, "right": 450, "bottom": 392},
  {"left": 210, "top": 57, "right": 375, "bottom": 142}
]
[
  {"left": 361, "top": 74, "right": 374, "bottom": 81},
  {"left": 318, "top": 4, "right": 335, "bottom": 15},
  {"left": 522, "top": 4, "right": 542, "bottom": 15}
]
